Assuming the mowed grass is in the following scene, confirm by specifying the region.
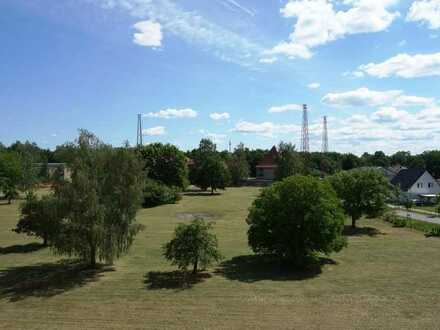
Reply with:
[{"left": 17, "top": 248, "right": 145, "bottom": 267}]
[{"left": 2, "top": 187, "right": 440, "bottom": 329}]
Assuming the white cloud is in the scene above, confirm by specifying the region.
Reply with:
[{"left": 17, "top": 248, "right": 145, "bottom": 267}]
[
  {"left": 359, "top": 52, "right": 440, "bottom": 78},
  {"left": 207, "top": 133, "right": 227, "bottom": 144},
  {"left": 407, "top": 0, "right": 440, "bottom": 30},
  {"left": 259, "top": 57, "right": 278, "bottom": 64},
  {"left": 307, "top": 82, "right": 320, "bottom": 89},
  {"left": 143, "top": 126, "right": 166, "bottom": 136},
  {"left": 270, "top": 0, "right": 399, "bottom": 59},
  {"left": 233, "top": 121, "right": 300, "bottom": 137},
  {"left": 342, "top": 71, "right": 365, "bottom": 78},
  {"left": 322, "top": 87, "right": 435, "bottom": 108},
  {"left": 100, "top": 0, "right": 263, "bottom": 66},
  {"left": 133, "top": 20, "right": 163, "bottom": 47},
  {"left": 268, "top": 104, "right": 303, "bottom": 113},
  {"left": 144, "top": 108, "right": 198, "bottom": 119},
  {"left": 210, "top": 112, "right": 230, "bottom": 120}
]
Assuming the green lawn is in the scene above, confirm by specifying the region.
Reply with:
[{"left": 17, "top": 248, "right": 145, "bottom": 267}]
[{"left": 2, "top": 187, "right": 440, "bottom": 329}]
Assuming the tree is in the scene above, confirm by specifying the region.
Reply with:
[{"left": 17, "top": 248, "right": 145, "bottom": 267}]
[
  {"left": 14, "top": 192, "right": 61, "bottom": 246},
  {"left": 342, "top": 153, "right": 361, "bottom": 170},
  {"left": 0, "top": 151, "right": 22, "bottom": 203},
  {"left": 163, "top": 218, "right": 222, "bottom": 274},
  {"left": 228, "top": 143, "right": 249, "bottom": 186},
  {"left": 137, "top": 143, "right": 189, "bottom": 189},
  {"left": 247, "top": 175, "right": 347, "bottom": 267},
  {"left": 197, "top": 155, "right": 230, "bottom": 194},
  {"left": 328, "top": 169, "right": 391, "bottom": 228},
  {"left": 52, "top": 130, "right": 144, "bottom": 267},
  {"left": 275, "top": 142, "right": 303, "bottom": 181}
]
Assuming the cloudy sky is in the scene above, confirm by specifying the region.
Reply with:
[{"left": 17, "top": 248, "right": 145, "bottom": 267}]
[{"left": 1, "top": 0, "right": 440, "bottom": 154}]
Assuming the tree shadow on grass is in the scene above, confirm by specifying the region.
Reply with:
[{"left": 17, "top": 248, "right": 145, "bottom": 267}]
[
  {"left": 144, "top": 271, "right": 211, "bottom": 290},
  {"left": 0, "top": 243, "right": 46, "bottom": 255},
  {"left": 0, "top": 260, "right": 114, "bottom": 302},
  {"left": 215, "top": 255, "right": 335, "bottom": 283},
  {"left": 343, "top": 225, "right": 382, "bottom": 237},
  {"left": 182, "top": 191, "right": 221, "bottom": 197}
]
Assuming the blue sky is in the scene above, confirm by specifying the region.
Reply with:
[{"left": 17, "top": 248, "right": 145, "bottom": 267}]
[{"left": 1, "top": 0, "right": 440, "bottom": 154}]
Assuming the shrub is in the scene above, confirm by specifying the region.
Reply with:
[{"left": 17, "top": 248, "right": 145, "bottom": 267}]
[
  {"left": 163, "top": 218, "right": 222, "bottom": 274},
  {"left": 143, "top": 179, "right": 181, "bottom": 208},
  {"left": 14, "top": 192, "right": 61, "bottom": 246},
  {"left": 247, "top": 175, "right": 347, "bottom": 267},
  {"left": 426, "top": 226, "right": 440, "bottom": 237},
  {"left": 382, "top": 212, "right": 440, "bottom": 236}
]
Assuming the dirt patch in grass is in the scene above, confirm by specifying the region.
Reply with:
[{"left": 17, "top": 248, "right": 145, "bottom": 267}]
[{"left": 175, "top": 212, "right": 219, "bottom": 221}]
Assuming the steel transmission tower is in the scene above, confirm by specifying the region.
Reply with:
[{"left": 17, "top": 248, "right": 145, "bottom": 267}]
[
  {"left": 136, "top": 114, "right": 143, "bottom": 146},
  {"left": 301, "top": 104, "right": 310, "bottom": 153},
  {"left": 322, "top": 116, "right": 329, "bottom": 153}
]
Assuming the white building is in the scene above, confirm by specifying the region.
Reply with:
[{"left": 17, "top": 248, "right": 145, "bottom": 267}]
[{"left": 391, "top": 168, "right": 440, "bottom": 202}]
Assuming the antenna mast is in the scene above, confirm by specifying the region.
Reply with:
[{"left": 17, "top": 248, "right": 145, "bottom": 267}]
[
  {"left": 137, "top": 114, "right": 143, "bottom": 146},
  {"left": 322, "top": 116, "right": 329, "bottom": 153},
  {"left": 301, "top": 104, "right": 310, "bottom": 153}
]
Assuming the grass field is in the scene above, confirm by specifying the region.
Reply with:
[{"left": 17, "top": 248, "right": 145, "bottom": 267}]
[{"left": 2, "top": 187, "right": 440, "bottom": 329}]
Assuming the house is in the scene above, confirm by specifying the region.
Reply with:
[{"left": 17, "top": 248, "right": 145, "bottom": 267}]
[
  {"left": 34, "top": 163, "right": 71, "bottom": 181},
  {"left": 358, "top": 164, "right": 407, "bottom": 181},
  {"left": 256, "top": 146, "right": 278, "bottom": 180},
  {"left": 391, "top": 168, "right": 440, "bottom": 203}
]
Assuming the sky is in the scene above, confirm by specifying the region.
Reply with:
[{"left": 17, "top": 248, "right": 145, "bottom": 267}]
[{"left": 1, "top": 0, "right": 440, "bottom": 154}]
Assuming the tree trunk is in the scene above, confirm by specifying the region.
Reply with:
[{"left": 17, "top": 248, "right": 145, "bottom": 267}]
[
  {"left": 351, "top": 217, "right": 356, "bottom": 229},
  {"left": 43, "top": 236, "right": 48, "bottom": 247},
  {"left": 90, "top": 244, "right": 97, "bottom": 268},
  {"left": 192, "top": 258, "right": 198, "bottom": 275},
  {"left": 211, "top": 187, "right": 214, "bottom": 195}
]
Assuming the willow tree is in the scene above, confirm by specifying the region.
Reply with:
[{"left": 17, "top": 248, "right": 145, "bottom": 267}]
[{"left": 53, "top": 130, "right": 144, "bottom": 267}]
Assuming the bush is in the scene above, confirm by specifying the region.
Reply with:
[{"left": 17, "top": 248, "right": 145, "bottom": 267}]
[
  {"left": 163, "top": 218, "right": 222, "bottom": 274},
  {"left": 247, "top": 175, "right": 347, "bottom": 267},
  {"left": 143, "top": 179, "right": 181, "bottom": 208},
  {"left": 14, "top": 192, "right": 61, "bottom": 246},
  {"left": 382, "top": 212, "right": 440, "bottom": 236}
]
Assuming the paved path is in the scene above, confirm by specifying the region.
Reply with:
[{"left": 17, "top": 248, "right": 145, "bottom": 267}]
[{"left": 392, "top": 209, "right": 440, "bottom": 225}]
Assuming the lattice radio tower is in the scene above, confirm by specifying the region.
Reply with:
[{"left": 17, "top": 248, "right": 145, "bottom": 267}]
[
  {"left": 301, "top": 104, "right": 310, "bottom": 153},
  {"left": 136, "top": 114, "right": 143, "bottom": 146},
  {"left": 322, "top": 116, "right": 329, "bottom": 153}
]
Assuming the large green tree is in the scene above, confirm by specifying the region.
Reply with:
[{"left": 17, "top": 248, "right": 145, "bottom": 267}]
[
  {"left": 197, "top": 155, "right": 230, "bottom": 194},
  {"left": 228, "top": 143, "right": 249, "bottom": 186},
  {"left": 247, "top": 175, "right": 347, "bottom": 267},
  {"left": 53, "top": 130, "right": 144, "bottom": 267},
  {"left": 274, "top": 142, "right": 303, "bottom": 181},
  {"left": 0, "top": 151, "right": 22, "bottom": 203},
  {"left": 137, "top": 143, "right": 188, "bottom": 189},
  {"left": 328, "top": 169, "right": 391, "bottom": 228},
  {"left": 163, "top": 218, "right": 222, "bottom": 274}
]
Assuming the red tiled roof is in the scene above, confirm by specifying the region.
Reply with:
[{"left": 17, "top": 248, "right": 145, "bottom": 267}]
[{"left": 257, "top": 146, "right": 278, "bottom": 167}]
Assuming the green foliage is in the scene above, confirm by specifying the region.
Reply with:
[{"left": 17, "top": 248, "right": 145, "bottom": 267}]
[
  {"left": 197, "top": 155, "right": 230, "bottom": 193},
  {"left": 52, "top": 130, "right": 144, "bottom": 266},
  {"left": 341, "top": 153, "right": 361, "bottom": 170},
  {"left": 137, "top": 143, "right": 189, "bottom": 190},
  {"left": 14, "top": 192, "right": 61, "bottom": 246},
  {"left": 247, "top": 175, "right": 347, "bottom": 267},
  {"left": 382, "top": 212, "right": 440, "bottom": 236},
  {"left": 403, "top": 198, "right": 414, "bottom": 211},
  {"left": 274, "top": 142, "right": 303, "bottom": 181},
  {"left": 163, "top": 218, "right": 222, "bottom": 274},
  {"left": 228, "top": 143, "right": 250, "bottom": 186},
  {"left": 329, "top": 169, "right": 391, "bottom": 228},
  {"left": 143, "top": 178, "right": 181, "bottom": 207}
]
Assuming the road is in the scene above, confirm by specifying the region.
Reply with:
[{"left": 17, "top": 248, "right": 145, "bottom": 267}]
[{"left": 392, "top": 209, "right": 440, "bottom": 225}]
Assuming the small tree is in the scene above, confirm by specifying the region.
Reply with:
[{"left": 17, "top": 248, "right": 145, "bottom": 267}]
[
  {"left": 163, "top": 218, "right": 222, "bottom": 274},
  {"left": 53, "top": 130, "right": 144, "bottom": 267},
  {"left": 0, "top": 151, "right": 22, "bottom": 203},
  {"left": 247, "top": 175, "right": 347, "bottom": 267},
  {"left": 329, "top": 169, "right": 391, "bottom": 228},
  {"left": 197, "top": 155, "right": 230, "bottom": 194},
  {"left": 275, "top": 142, "right": 303, "bottom": 181},
  {"left": 14, "top": 192, "right": 61, "bottom": 246}
]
